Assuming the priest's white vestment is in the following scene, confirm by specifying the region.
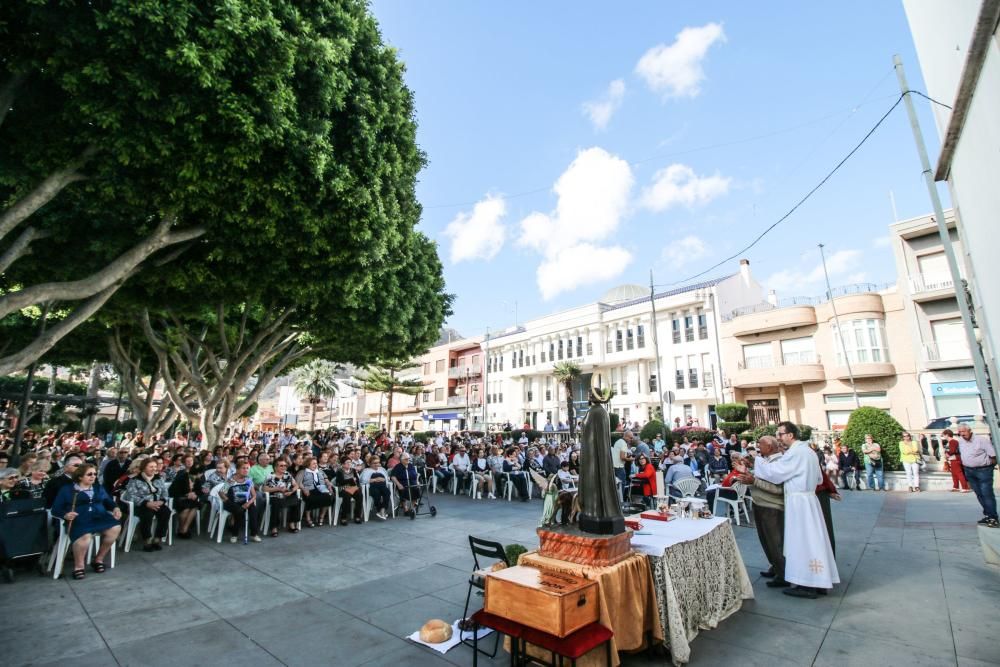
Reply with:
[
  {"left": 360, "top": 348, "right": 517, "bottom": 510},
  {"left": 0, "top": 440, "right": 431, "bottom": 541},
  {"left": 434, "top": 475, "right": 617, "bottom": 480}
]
[{"left": 754, "top": 441, "right": 840, "bottom": 589}]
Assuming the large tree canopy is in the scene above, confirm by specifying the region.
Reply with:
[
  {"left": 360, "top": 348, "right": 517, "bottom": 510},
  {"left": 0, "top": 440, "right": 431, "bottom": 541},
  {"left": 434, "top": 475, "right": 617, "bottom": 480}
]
[{"left": 2, "top": 0, "right": 447, "bottom": 376}]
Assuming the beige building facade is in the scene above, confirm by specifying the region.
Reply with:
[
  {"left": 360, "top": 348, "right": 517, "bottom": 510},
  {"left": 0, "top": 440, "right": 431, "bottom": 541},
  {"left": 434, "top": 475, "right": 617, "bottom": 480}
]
[{"left": 721, "top": 285, "right": 928, "bottom": 431}]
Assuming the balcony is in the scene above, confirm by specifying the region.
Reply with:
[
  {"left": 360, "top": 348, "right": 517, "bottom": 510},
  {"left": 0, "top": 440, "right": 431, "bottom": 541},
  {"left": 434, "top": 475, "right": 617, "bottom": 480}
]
[
  {"left": 830, "top": 360, "right": 895, "bottom": 380},
  {"left": 447, "top": 395, "right": 482, "bottom": 408},
  {"left": 908, "top": 272, "right": 955, "bottom": 302},
  {"left": 731, "top": 352, "right": 825, "bottom": 388},
  {"left": 448, "top": 364, "right": 482, "bottom": 379},
  {"left": 921, "top": 340, "right": 971, "bottom": 370},
  {"left": 726, "top": 304, "right": 817, "bottom": 336}
]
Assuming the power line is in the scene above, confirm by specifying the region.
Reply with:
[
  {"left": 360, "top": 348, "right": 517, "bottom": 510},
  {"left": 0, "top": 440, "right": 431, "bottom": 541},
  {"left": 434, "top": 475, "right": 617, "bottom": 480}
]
[
  {"left": 421, "top": 95, "right": 901, "bottom": 210},
  {"left": 656, "top": 92, "right": 907, "bottom": 288}
]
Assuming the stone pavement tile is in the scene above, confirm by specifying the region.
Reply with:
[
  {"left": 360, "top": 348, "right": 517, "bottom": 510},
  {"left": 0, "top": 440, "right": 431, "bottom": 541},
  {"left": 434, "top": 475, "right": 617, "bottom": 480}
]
[
  {"left": 111, "top": 619, "right": 283, "bottom": 667},
  {"left": 958, "top": 656, "right": 1000, "bottom": 667},
  {"left": 430, "top": 581, "right": 477, "bottom": 609},
  {"left": 814, "top": 629, "right": 957, "bottom": 667},
  {"left": 74, "top": 575, "right": 195, "bottom": 617},
  {"left": 191, "top": 574, "right": 310, "bottom": 617},
  {"left": 302, "top": 614, "right": 404, "bottom": 666},
  {"left": 706, "top": 610, "right": 826, "bottom": 662},
  {"left": 737, "top": 581, "right": 840, "bottom": 628},
  {"left": 228, "top": 597, "right": 350, "bottom": 637},
  {"left": 830, "top": 602, "right": 955, "bottom": 658},
  {"left": 94, "top": 598, "right": 221, "bottom": 647},
  {"left": 954, "top": 625, "right": 1000, "bottom": 664},
  {"left": 399, "top": 563, "right": 469, "bottom": 594},
  {"left": 359, "top": 638, "right": 458, "bottom": 666},
  {"left": 4, "top": 618, "right": 108, "bottom": 666},
  {"left": 34, "top": 648, "right": 119, "bottom": 667},
  {"left": 4, "top": 595, "right": 87, "bottom": 635},
  {"left": 322, "top": 576, "right": 427, "bottom": 616},
  {"left": 365, "top": 594, "right": 466, "bottom": 640},
  {"left": 674, "top": 635, "right": 807, "bottom": 667}
]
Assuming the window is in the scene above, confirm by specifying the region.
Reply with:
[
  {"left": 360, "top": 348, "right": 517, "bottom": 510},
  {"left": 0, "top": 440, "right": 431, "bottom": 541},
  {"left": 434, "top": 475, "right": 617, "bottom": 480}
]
[
  {"left": 930, "top": 318, "right": 970, "bottom": 361},
  {"left": 499, "top": 392, "right": 503, "bottom": 402},
  {"left": 422, "top": 391, "right": 431, "bottom": 402},
  {"left": 697, "top": 312, "right": 708, "bottom": 340},
  {"left": 742, "top": 342, "right": 773, "bottom": 369},
  {"left": 558, "top": 340, "right": 564, "bottom": 360},
  {"left": 435, "top": 359, "right": 445, "bottom": 373},
  {"left": 622, "top": 408, "right": 630, "bottom": 422},
  {"left": 545, "top": 377, "right": 552, "bottom": 401},
  {"left": 518, "top": 350, "right": 524, "bottom": 367},
  {"left": 616, "top": 329, "right": 623, "bottom": 352},
  {"left": 831, "top": 319, "right": 889, "bottom": 364},
  {"left": 586, "top": 342, "right": 593, "bottom": 355},
  {"left": 649, "top": 374, "right": 657, "bottom": 392},
  {"left": 824, "top": 391, "right": 888, "bottom": 404},
  {"left": 550, "top": 342, "right": 555, "bottom": 360},
  {"left": 423, "top": 363, "right": 430, "bottom": 375},
  {"left": 675, "top": 369, "right": 685, "bottom": 389},
  {"left": 688, "top": 368, "right": 699, "bottom": 388},
  {"left": 434, "top": 388, "right": 444, "bottom": 401},
  {"left": 606, "top": 340, "right": 612, "bottom": 353},
  {"left": 637, "top": 325, "right": 645, "bottom": 348},
  {"left": 626, "top": 328, "right": 634, "bottom": 350},
  {"left": 684, "top": 315, "right": 694, "bottom": 342},
  {"left": 541, "top": 351, "right": 546, "bottom": 363},
  {"left": 531, "top": 355, "right": 536, "bottom": 366},
  {"left": 472, "top": 355, "right": 479, "bottom": 367},
  {"left": 576, "top": 336, "right": 583, "bottom": 358},
  {"left": 672, "top": 318, "right": 681, "bottom": 344},
  {"left": 781, "top": 336, "right": 816, "bottom": 365},
  {"left": 703, "top": 371, "right": 713, "bottom": 387},
  {"left": 499, "top": 355, "right": 503, "bottom": 371}
]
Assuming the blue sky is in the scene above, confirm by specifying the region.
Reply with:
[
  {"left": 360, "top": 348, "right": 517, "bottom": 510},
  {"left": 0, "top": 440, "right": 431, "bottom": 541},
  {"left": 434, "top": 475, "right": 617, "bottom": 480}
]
[{"left": 371, "top": 1, "right": 946, "bottom": 336}]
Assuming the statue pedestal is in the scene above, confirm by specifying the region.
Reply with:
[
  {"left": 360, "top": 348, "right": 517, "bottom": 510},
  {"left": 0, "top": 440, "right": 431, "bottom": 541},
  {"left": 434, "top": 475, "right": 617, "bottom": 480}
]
[{"left": 537, "top": 526, "right": 633, "bottom": 567}]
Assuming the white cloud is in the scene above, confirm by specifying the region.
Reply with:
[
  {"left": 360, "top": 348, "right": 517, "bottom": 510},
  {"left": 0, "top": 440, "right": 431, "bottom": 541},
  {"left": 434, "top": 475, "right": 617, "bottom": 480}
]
[
  {"left": 640, "top": 163, "right": 730, "bottom": 211},
  {"left": 582, "top": 79, "right": 626, "bottom": 130},
  {"left": 537, "top": 244, "right": 632, "bottom": 301},
  {"left": 662, "top": 235, "right": 708, "bottom": 268},
  {"left": 765, "top": 248, "right": 864, "bottom": 294},
  {"left": 518, "top": 147, "right": 633, "bottom": 254},
  {"left": 517, "top": 147, "right": 635, "bottom": 299},
  {"left": 635, "top": 23, "right": 726, "bottom": 99},
  {"left": 443, "top": 194, "right": 507, "bottom": 263}
]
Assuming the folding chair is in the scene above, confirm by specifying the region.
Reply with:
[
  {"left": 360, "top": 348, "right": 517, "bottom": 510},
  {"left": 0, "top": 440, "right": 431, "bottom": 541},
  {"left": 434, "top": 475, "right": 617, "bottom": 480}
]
[{"left": 462, "top": 536, "right": 510, "bottom": 658}]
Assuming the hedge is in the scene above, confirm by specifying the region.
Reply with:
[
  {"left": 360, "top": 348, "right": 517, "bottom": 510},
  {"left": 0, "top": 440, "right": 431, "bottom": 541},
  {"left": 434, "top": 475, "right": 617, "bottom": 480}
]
[
  {"left": 639, "top": 420, "right": 671, "bottom": 443},
  {"left": 718, "top": 421, "right": 751, "bottom": 437},
  {"left": 841, "top": 407, "right": 904, "bottom": 471},
  {"left": 609, "top": 413, "right": 621, "bottom": 432},
  {"left": 715, "top": 403, "right": 749, "bottom": 422},
  {"left": 743, "top": 423, "right": 814, "bottom": 443},
  {"left": 671, "top": 427, "right": 716, "bottom": 444}
]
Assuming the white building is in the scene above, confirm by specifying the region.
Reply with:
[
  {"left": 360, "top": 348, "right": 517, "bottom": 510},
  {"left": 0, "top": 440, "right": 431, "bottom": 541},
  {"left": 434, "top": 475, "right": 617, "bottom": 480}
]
[
  {"left": 335, "top": 380, "right": 365, "bottom": 428},
  {"left": 903, "top": 0, "right": 1000, "bottom": 437},
  {"left": 481, "top": 260, "right": 764, "bottom": 430}
]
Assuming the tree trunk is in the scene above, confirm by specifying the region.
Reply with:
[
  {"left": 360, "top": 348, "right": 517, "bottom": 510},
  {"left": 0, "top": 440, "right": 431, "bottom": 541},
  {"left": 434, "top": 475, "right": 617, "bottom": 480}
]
[
  {"left": 199, "top": 411, "right": 218, "bottom": 451},
  {"left": 309, "top": 398, "right": 318, "bottom": 431},
  {"left": 565, "top": 380, "right": 575, "bottom": 438},
  {"left": 42, "top": 365, "right": 57, "bottom": 424},
  {"left": 84, "top": 362, "right": 101, "bottom": 433}
]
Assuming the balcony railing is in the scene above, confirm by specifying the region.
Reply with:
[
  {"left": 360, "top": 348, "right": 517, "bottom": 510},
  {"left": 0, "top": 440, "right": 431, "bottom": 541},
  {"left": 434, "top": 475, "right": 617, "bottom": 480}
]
[
  {"left": 447, "top": 364, "right": 482, "bottom": 379},
  {"left": 922, "top": 340, "right": 970, "bottom": 362},
  {"left": 739, "top": 352, "right": 821, "bottom": 370},
  {"left": 722, "top": 282, "right": 895, "bottom": 321},
  {"left": 909, "top": 273, "right": 954, "bottom": 295},
  {"left": 447, "top": 395, "right": 481, "bottom": 407}
]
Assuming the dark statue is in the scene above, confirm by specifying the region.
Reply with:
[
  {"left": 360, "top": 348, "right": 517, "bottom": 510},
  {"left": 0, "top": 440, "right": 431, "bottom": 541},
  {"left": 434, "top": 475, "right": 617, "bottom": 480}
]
[{"left": 577, "top": 393, "right": 625, "bottom": 535}]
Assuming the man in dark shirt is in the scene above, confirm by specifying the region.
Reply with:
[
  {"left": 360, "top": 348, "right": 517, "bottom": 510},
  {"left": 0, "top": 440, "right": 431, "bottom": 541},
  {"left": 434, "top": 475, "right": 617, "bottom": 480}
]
[
  {"left": 43, "top": 455, "right": 82, "bottom": 508},
  {"left": 103, "top": 449, "right": 132, "bottom": 495},
  {"left": 836, "top": 442, "right": 861, "bottom": 490}
]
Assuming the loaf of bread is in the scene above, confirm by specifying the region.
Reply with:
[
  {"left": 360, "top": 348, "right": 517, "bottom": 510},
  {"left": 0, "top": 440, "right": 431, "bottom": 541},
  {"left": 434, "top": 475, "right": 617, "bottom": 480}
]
[{"left": 419, "top": 619, "right": 453, "bottom": 643}]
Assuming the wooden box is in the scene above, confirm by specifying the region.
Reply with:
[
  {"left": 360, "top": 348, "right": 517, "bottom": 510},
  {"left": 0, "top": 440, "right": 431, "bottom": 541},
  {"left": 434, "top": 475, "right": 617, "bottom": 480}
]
[{"left": 484, "top": 565, "right": 599, "bottom": 637}]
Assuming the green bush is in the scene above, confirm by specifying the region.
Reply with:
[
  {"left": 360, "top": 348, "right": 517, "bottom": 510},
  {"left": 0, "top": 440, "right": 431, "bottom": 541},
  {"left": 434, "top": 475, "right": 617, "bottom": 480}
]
[
  {"left": 509, "top": 429, "right": 543, "bottom": 443},
  {"left": 505, "top": 543, "right": 528, "bottom": 565},
  {"left": 747, "top": 424, "right": 777, "bottom": 442},
  {"left": 609, "top": 413, "right": 621, "bottom": 432},
  {"left": 671, "top": 427, "right": 716, "bottom": 444},
  {"left": 715, "top": 403, "right": 749, "bottom": 421},
  {"left": 799, "top": 424, "right": 814, "bottom": 441},
  {"left": 718, "top": 421, "right": 751, "bottom": 437},
  {"left": 841, "top": 407, "right": 904, "bottom": 471},
  {"left": 639, "top": 420, "right": 671, "bottom": 443},
  {"left": 120, "top": 418, "right": 138, "bottom": 433}
]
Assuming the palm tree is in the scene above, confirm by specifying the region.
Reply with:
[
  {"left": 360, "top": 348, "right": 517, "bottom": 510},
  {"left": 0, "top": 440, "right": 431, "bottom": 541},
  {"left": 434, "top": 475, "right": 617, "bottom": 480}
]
[
  {"left": 353, "top": 359, "right": 424, "bottom": 435},
  {"left": 291, "top": 359, "right": 341, "bottom": 431},
  {"left": 552, "top": 362, "right": 582, "bottom": 438}
]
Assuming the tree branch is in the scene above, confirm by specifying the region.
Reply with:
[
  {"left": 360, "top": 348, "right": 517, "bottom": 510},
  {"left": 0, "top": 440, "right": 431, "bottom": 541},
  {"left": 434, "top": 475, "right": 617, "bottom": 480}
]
[
  {"left": 0, "top": 286, "right": 118, "bottom": 375},
  {"left": 0, "top": 147, "right": 95, "bottom": 241},
  {"left": 0, "top": 226, "right": 50, "bottom": 275},
  {"left": 0, "top": 215, "right": 205, "bottom": 318}
]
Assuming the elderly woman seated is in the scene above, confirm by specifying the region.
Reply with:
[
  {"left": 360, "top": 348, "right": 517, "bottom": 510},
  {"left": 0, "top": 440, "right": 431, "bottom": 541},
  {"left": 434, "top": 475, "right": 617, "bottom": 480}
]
[
  {"left": 51, "top": 463, "right": 122, "bottom": 579},
  {"left": 17, "top": 462, "right": 50, "bottom": 499},
  {"left": 360, "top": 455, "right": 391, "bottom": 520},
  {"left": 121, "top": 458, "right": 171, "bottom": 552},
  {"left": 296, "top": 456, "right": 334, "bottom": 527}
]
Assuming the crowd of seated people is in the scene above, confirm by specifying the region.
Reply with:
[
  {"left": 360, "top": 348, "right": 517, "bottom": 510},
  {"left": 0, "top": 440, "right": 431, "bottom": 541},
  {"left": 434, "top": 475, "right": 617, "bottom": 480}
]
[{"left": 0, "top": 421, "right": 785, "bottom": 580}]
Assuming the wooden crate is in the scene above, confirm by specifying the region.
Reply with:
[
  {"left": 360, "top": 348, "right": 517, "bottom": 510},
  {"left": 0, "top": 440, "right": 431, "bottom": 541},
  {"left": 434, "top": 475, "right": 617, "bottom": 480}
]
[{"left": 484, "top": 565, "right": 599, "bottom": 637}]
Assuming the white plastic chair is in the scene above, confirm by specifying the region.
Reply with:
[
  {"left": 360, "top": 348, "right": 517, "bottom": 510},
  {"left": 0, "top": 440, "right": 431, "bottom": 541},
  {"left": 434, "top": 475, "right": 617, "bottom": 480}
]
[
  {"left": 165, "top": 497, "right": 201, "bottom": 537},
  {"left": 670, "top": 477, "right": 702, "bottom": 505},
  {"left": 300, "top": 490, "right": 334, "bottom": 526},
  {"left": 49, "top": 513, "right": 117, "bottom": 580},
  {"left": 468, "top": 472, "right": 483, "bottom": 499},
  {"left": 261, "top": 489, "right": 301, "bottom": 534},
  {"left": 713, "top": 481, "right": 751, "bottom": 525},
  {"left": 120, "top": 498, "right": 175, "bottom": 552},
  {"left": 653, "top": 470, "right": 670, "bottom": 509},
  {"left": 206, "top": 482, "right": 230, "bottom": 543}
]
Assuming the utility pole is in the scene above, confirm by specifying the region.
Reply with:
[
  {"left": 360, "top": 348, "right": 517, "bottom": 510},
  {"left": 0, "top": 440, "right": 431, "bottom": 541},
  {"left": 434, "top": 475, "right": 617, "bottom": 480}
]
[
  {"left": 894, "top": 54, "right": 1000, "bottom": 443},
  {"left": 482, "top": 327, "right": 490, "bottom": 433},
  {"left": 820, "top": 243, "right": 861, "bottom": 409},
  {"left": 464, "top": 367, "right": 471, "bottom": 432},
  {"left": 649, "top": 271, "right": 668, "bottom": 442}
]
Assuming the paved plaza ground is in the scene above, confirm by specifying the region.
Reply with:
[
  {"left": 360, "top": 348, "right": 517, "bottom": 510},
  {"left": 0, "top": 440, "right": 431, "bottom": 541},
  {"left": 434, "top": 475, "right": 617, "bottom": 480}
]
[{"left": 4, "top": 489, "right": 998, "bottom": 667}]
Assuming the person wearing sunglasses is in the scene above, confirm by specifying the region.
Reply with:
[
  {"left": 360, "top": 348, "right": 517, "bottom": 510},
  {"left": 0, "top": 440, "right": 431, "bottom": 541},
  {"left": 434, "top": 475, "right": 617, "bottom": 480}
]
[{"left": 51, "top": 463, "right": 122, "bottom": 579}]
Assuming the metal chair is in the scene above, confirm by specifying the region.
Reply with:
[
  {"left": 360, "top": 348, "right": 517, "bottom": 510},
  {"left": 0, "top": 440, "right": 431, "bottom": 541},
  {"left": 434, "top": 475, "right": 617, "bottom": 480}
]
[{"left": 462, "top": 536, "right": 510, "bottom": 658}]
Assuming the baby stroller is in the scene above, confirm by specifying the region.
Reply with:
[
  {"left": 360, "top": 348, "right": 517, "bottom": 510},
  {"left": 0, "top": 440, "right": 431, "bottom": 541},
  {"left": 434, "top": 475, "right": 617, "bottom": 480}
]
[{"left": 0, "top": 497, "right": 49, "bottom": 583}]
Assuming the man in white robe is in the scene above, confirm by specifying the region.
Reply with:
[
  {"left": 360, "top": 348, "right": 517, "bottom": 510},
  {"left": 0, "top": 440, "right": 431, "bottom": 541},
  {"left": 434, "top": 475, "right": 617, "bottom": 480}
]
[{"left": 752, "top": 422, "right": 839, "bottom": 599}]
